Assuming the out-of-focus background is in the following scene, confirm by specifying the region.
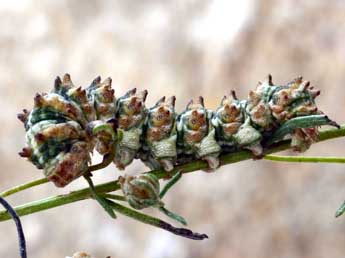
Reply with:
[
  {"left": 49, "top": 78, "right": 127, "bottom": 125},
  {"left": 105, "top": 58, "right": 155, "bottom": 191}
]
[{"left": 0, "top": 1, "right": 345, "bottom": 257}]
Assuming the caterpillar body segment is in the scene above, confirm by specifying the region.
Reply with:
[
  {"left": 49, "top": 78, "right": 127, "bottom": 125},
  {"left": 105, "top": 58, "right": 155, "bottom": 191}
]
[
  {"left": 177, "top": 97, "right": 221, "bottom": 169},
  {"left": 139, "top": 96, "right": 178, "bottom": 172},
  {"left": 114, "top": 88, "right": 148, "bottom": 169}
]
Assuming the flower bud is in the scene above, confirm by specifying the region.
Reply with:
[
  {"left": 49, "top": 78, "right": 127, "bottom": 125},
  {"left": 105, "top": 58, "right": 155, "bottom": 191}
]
[
  {"left": 119, "top": 174, "right": 163, "bottom": 210},
  {"left": 66, "top": 252, "right": 94, "bottom": 258}
]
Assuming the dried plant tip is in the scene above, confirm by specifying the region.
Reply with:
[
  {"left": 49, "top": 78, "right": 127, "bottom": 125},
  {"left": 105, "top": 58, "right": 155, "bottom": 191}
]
[{"left": 158, "top": 220, "right": 208, "bottom": 240}]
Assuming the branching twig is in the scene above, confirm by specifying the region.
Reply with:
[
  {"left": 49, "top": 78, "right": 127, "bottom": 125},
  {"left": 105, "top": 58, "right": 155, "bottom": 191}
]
[
  {"left": 0, "top": 178, "right": 48, "bottom": 198},
  {"left": 0, "top": 125, "right": 344, "bottom": 222},
  {"left": 105, "top": 199, "right": 207, "bottom": 240}
]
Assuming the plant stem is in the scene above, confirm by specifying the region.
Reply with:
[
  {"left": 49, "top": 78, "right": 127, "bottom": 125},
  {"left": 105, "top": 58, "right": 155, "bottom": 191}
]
[
  {"left": 0, "top": 180, "right": 120, "bottom": 222},
  {"left": 0, "top": 125, "right": 344, "bottom": 222},
  {"left": 84, "top": 175, "right": 117, "bottom": 219},
  {"left": 105, "top": 199, "right": 207, "bottom": 240},
  {"left": 264, "top": 155, "right": 345, "bottom": 163},
  {"left": 0, "top": 178, "right": 48, "bottom": 198},
  {"left": 159, "top": 171, "right": 182, "bottom": 199},
  {"left": 99, "top": 194, "right": 126, "bottom": 202}
]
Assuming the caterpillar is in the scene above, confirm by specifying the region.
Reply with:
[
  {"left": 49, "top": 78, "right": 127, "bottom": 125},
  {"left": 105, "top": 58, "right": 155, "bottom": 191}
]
[{"left": 18, "top": 74, "right": 339, "bottom": 187}]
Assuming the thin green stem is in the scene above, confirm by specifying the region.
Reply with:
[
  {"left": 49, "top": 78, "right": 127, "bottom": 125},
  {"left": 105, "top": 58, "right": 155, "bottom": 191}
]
[
  {"left": 0, "top": 180, "right": 119, "bottom": 221},
  {"left": 102, "top": 192, "right": 188, "bottom": 226},
  {"left": 0, "top": 178, "right": 49, "bottom": 198},
  {"left": 159, "top": 206, "right": 187, "bottom": 226},
  {"left": 159, "top": 171, "right": 182, "bottom": 199},
  {"left": 99, "top": 194, "right": 126, "bottom": 202},
  {"left": 264, "top": 155, "right": 345, "bottom": 163},
  {"left": 84, "top": 175, "right": 117, "bottom": 219},
  {"left": 0, "top": 125, "right": 344, "bottom": 222}
]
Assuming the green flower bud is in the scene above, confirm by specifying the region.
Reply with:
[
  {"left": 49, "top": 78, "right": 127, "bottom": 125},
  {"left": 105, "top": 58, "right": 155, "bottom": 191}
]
[{"left": 119, "top": 174, "right": 163, "bottom": 210}]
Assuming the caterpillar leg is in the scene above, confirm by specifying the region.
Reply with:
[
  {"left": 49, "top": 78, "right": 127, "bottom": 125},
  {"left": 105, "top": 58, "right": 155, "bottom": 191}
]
[
  {"left": 244, "top": 142, "right": 264, "bottom": 158},
  {"left": 290, "top": 128, "right": 318, "bottom": 152},
  {"left": 114, "top": 148, "right": 137, "bottom": 170},
  {"left": 160, "top": 159, "right": 175, "bottom": 172},
  {"left": 140, "top": 155, "right": 175, "bottom": 172},
  {"left": 202, "top": 154, "right": 220, "bottom": 172}
]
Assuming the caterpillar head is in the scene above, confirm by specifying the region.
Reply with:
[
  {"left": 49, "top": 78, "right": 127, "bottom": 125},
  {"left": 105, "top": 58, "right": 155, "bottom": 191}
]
[
  {"left": 18, "top": 74, "right": 117, "bottom": 187},
  {"left": 44, "top": 141, "right": 91, "bottom": 187},
  {"left": 270, "top": 77, "right": 320, "bottom": 122}
]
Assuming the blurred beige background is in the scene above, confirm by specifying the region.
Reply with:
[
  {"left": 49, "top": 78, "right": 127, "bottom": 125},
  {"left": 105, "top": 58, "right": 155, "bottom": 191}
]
[{"left": 0, "top": 0, "right": 345, "bottom": 257}]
